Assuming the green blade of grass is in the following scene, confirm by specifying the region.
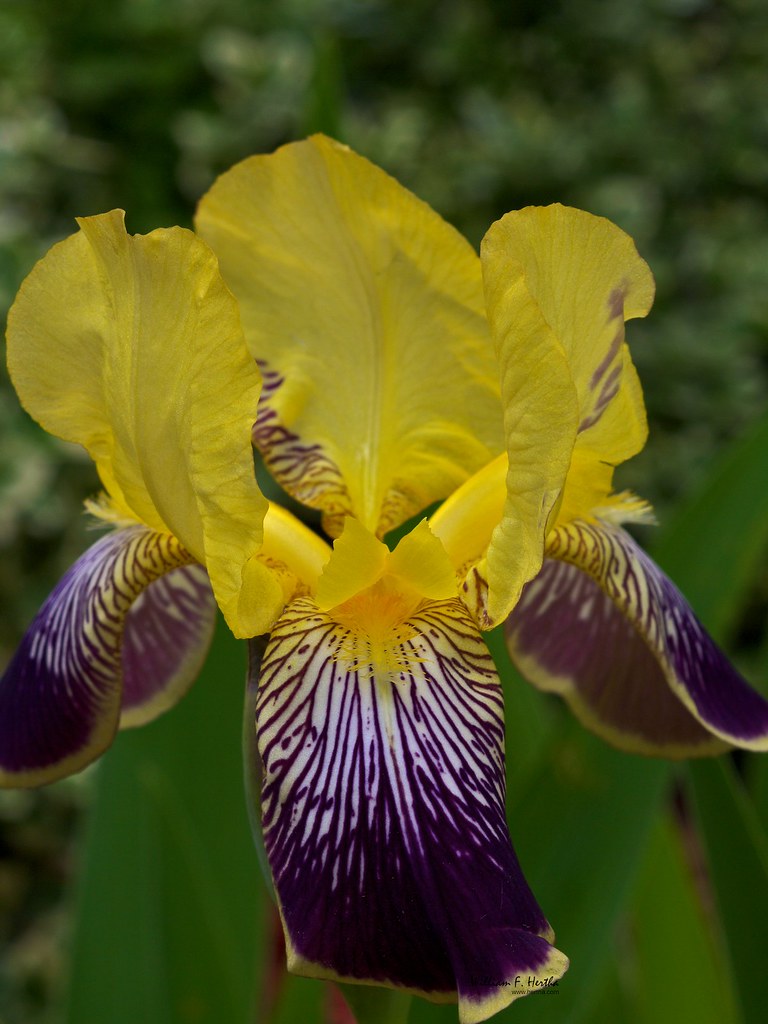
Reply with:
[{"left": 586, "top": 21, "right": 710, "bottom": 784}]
[
  {"left": 648, "top": 414, "right": 768, "bottom": 1024},
  {"left": 628, "top": 814, "right": 740, "bottom": 1024},
  {"left": 338, "top": 983, "right": 412, "bottom": 1024},
  {"left": 686, "top": 758, "right": 768, "bottom": 1024},
  {"left": 649, "top": 409, "right": 768, "bottom": 638},
  {"left": 65, "top": 617, "right": 266, "bottom": 1024}
]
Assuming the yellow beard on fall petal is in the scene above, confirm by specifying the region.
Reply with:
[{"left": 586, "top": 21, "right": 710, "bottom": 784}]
[
  {"left": 330, "top": 577, "right": 424, "bottom": 683},
  {"left": 314, "top": 517, "right": 458, "bottom": 686}
]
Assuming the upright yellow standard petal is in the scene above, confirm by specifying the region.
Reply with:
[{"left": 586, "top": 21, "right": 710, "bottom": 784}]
[
  {"left": 448, "top": 205, "right": 655, "bottom": 630},
  {"left": 6, "top": 210, "right": 277, "bottom": 637},
  {"left": 196, "top": 134, "right": 504, "bottom": 538},
  {"left": 453, "top": 225, "right": 578, "bottom": 629},
  {"left": 485, "top": 205, "right": 655, "bottom": 526}
]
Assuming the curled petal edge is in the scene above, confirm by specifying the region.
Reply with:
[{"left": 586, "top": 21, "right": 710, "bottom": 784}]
[
  {"left": 507, "top": 520, "right": 768, "bottom": 757},
  {"left": 0, "top": 525, "right": 215, "bottom": 787}
]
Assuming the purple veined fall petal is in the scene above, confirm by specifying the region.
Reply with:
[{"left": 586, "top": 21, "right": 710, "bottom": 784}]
[
  {"left": 254, "top": 595, "right": 568, "bottom": 1024},
  {"left": 506, "top": 520, "right": 768, "bottom": 757},
  {"left": 119, "top": 562, "right": 216, "bottom": 726},
  {"left": 0, "top": 524, "right": 216, "bottom": 787}
]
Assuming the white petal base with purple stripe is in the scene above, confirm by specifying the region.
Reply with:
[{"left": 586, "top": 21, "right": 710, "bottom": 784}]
[
  {"left": 0, "top": 525, "right": 216, "bottom": 786},
  {"left": 255, "top": 595, "right": 568, "bottom": 1023},
  {"left": 507, "top": 520, "right": 768, "bottom": 757}
]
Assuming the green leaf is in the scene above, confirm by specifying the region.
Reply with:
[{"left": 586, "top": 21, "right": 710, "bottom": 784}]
[
  {"left": 486, "top": 626, "right": 557, "bottom": 795},
  {"left": 643, "top": 413, "right": 768, "bottom": 1024},
  {"left": 338, "top": 983, "right": 412, "bottom": 1024},
  {"left": 687, "top": 758, "right": 768, "bottom": 1024},
  {"left": 506, "top": 725, "right": 668, "bottom": 1024},
  {"left": 580, "top": 959, "right": 633, "bottom": 1024},
  {"left": 65, "top": 617, "right": 266, "bottom": 1024},
  {"left": 649, "top": 409, "right": 768, "bottom": 638},
  {"left": 268, "top": 973, "right": 327, "bottom": 1024},
  {"left": 302, "top": 31, "right": 343, "bottom": 139},
  {"left": 628, "top": 815, "right": 740, "bottom": 1024}
]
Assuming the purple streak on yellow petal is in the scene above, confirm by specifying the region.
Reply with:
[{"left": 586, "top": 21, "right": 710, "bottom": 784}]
[
  {"left": 444, "top": 207, "right": 655, "bottom": 629},
  {"left": 6, "top": 210, "right": 273, "bottom": 637},
  {"left": 196, "top": 135, "right": 504, "bottom": 537},
  {"left": 483, "top": 204, "right": 655, "bottom": 539},
  {"left": 252, "top": 368, "right": 353, "bottom": 540},
  {"left": 0, "top": 526, "right": 198, "bottom": 787},
  {"left": 486, "top": 206, "right": 653, "bottom": 464},
  {"left": 254, "top": 594, "right": 567, "bottom": 1017},
  {"left": 511, "top": 519, "right": 768, "bottom": 753}
]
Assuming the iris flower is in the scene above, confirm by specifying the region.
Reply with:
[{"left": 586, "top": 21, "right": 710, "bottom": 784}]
[{"left": 2, "top": 136, "right": 767, "bottom": 1023}]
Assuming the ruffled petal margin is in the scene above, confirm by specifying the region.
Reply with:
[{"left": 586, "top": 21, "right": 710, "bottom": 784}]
[
  {"left": 254, "top": 596, "right": 567, "bottom": 1023},
  {"left": 506, "top": 520, "right": 768, "bottom": 757},
  {"left": 6, "top": 210, "right": 274, "bottom": 639},
  {"left": 0, "top": 526, "right": 216, "bottom": 786}
]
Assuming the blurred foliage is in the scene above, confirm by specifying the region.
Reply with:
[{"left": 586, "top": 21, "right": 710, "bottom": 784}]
[
  {"left": 1, "top": 0, "right": 768, "bottom": 1022},
  {"left": 0, "top": 778, "right": 86, "bottom": 1024},
  {"left": 3, "top": 0, "right": 768, "bottom": 639}
]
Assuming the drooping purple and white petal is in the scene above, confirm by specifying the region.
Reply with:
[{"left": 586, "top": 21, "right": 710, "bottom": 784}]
[
  {"left": 120, "top": 562, "right": 216, "bottom": 726},
  {"left": 506, "top": 520, "right": 768, "bottom": 757},
  {"left": 0, "top": 525, "right": 214, "bottom": 787},
  {"left": 255, "top": 596, "right": 568, "bottom": 1024}
]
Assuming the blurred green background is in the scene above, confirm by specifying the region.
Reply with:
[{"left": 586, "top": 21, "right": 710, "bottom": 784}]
[{"left": 1, "top": 0, "right": 767, "bottom": 1022}]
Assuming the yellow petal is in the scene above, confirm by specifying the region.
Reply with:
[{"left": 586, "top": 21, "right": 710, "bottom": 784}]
[
  {"left": 446, "top": 204, "right": 655, "bottom": 629},
  {"left": 238, "top": 506, "right": 332, "bottom": 626},
  {"left": 453, "top": 223, "right": 579, "bottom": 629},
  {"left": 555, "top": 448, "right": 654, "bottom": 527},
  {"left": 429, "top": 452, "right": 506, "bottom": 575},
  {"left": 316, "top": 516, "right": 456, "bottom": 613},
  {"left": 315, "top": 518, "right": 389, "bottom": 610},
  {"left": 196, "top": 135, "right": 504, "bottom": 538},
  {"left": 485, "top": 205, "right": 655, "bottom": 526},
  {"left": 386, "top": 519, "right": 457, "bottom": 601},
  {"left": 6, "top": 210, "right": 274, "bottom": 637},
  {"left": 261, "top": 503, "right": 332, "bottom": 591}
]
